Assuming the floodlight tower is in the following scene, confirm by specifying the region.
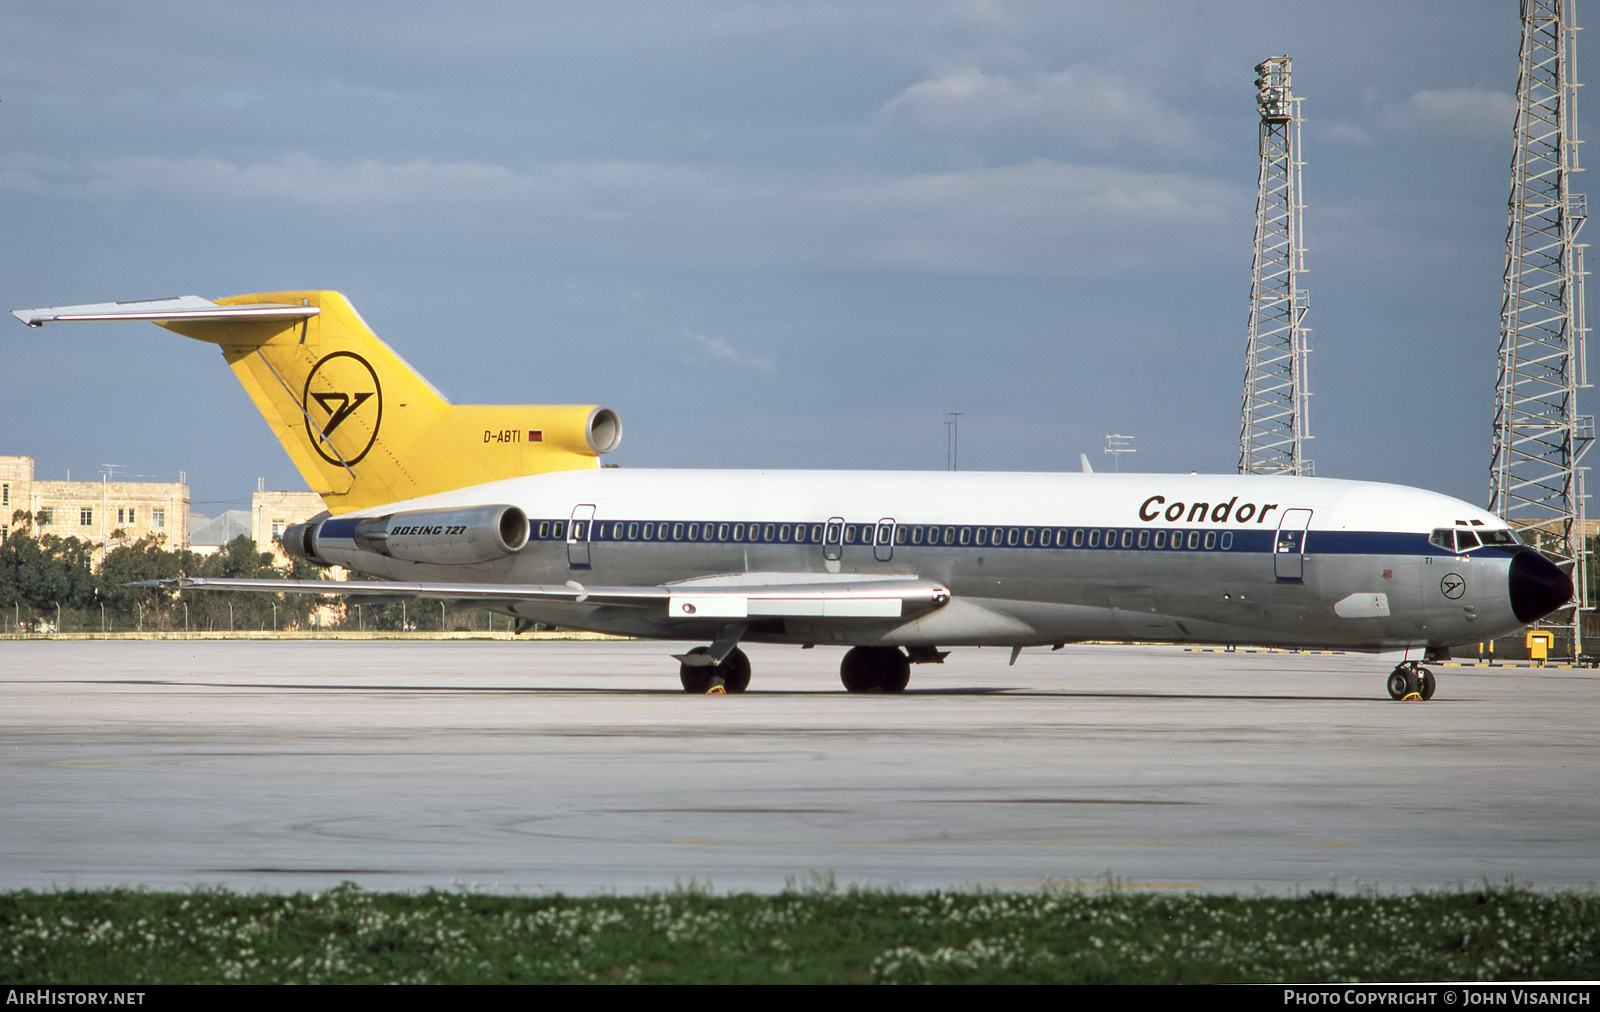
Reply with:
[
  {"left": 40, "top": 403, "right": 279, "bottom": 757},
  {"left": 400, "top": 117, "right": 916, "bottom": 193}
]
[
  {"left": 1490, "top": 0, "right": 1592, "bottom": 654},
  {"left": 1240, "top": 56, "right": 1313, "bottom": 476}
]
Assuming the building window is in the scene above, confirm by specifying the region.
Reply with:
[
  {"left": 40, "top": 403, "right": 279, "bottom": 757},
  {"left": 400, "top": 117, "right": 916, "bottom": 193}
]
[
  {"left": 39, "top": 508, "right": 53, "bottom": 526},
  {"left": 1, "top": 483, "right": 8, "bottom": 506},
  {"left": 272, "top": 519, "right": 285, "bottom": 538},
  {"left": 80, "top": 508, "right": 93, "bottom": 526},
  {"left": 152, "top": 509, "right": 165, "bottom": 529}
]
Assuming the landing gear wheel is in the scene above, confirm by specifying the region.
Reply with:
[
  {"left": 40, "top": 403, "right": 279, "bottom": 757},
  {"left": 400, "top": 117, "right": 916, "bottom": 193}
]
[
  {"left": 678, "top": 646, "right": 751, "bottom": 694},
  {"left": 1386, "top": 666, "right": 1420, "bottom": 701},
  {"left": 840, "top": 646, "right": 911, "bottom": 694},
  {"left": 1417, "top": 667, "right": 1437, "bottom": 701}
]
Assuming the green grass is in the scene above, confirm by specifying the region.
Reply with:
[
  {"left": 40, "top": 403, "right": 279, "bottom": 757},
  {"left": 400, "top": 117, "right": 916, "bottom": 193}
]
[{"left": 4, "top": 883, "right": 1598, "bottom": 984}]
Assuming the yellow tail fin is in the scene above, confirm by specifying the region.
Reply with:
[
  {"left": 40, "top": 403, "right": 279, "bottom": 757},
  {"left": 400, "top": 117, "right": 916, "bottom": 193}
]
[{"left": 157, "top": 291, "right": 619, "bottom": 513}]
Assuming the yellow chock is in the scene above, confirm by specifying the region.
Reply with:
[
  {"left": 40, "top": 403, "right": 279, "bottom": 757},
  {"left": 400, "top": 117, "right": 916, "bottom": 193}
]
[
  {"left": 1402, "top": 692, "right": 1423, "bottom": 701},
  {"left": 706, "top": 685, "right": 726, "bottom": 695}
]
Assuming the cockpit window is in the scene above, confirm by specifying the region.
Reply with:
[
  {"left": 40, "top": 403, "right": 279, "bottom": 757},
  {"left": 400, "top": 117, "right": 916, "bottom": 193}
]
[
  {"left": 1433, "top": 527, "right": 1500, "bottom": 552},
  {"left": 1432, "top": 526, "right": 1524, "bottom": 552}
]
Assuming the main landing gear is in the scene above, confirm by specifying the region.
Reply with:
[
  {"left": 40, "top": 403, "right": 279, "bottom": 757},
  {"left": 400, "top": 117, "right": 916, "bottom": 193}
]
[
  {"left": 1386, "top": 663, "right": 1437, "bottom": 701},
  {"left": 673, "top": 641, "right": 917, "bottom": 694},
  {"left": 678, "top": 646, "right": 751, "bottom": 694},
  {"left": 840, "top": 646, "right": 911, "bottom": 694}
]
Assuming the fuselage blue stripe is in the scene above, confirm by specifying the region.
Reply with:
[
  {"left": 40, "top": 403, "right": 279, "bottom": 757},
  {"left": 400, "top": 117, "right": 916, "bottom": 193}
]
[{"left": 496, "top": 521, "right": 1520, "bottom": 559}]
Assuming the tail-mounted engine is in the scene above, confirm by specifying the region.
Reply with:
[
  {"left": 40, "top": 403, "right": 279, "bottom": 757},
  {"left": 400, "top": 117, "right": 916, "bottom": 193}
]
[{"left": 287, "top": 504, "right": 529, "bottom": 567}]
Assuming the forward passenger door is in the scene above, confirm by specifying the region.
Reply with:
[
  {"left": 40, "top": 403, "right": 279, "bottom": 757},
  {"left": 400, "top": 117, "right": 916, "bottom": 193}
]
[
  {"left": 1274, "top": 508, "right": 1313, "bottom": 582},
  {"left": 823, "top": 517, "right": 844, "bottom": 562}
]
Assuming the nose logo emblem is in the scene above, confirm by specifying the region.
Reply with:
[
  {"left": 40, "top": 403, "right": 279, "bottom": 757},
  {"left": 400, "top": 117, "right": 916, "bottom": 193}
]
[{"left": 1440, "top": 573, "right": 1466, "bottom": 599}]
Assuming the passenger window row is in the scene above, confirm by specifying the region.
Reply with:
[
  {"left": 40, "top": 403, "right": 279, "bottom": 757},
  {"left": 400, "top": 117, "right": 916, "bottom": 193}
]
[{"left": 528, "top": 520, "right": 1237, "bottom": 551}]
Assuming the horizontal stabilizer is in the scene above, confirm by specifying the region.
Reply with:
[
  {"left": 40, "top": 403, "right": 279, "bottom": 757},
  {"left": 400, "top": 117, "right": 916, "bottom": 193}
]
[{"left": 12, "top": 296, "right": 318, "bottom": 328}]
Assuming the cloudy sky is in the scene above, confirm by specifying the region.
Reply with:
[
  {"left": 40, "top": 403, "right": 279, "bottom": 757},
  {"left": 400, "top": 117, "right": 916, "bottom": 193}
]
[{"left": 1, "top": 1, "right": 1582, "bottom": 514}]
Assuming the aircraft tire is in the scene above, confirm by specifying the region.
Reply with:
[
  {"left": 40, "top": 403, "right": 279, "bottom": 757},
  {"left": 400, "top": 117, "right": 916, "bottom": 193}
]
[
  {"left": 679, "top": 659, "right": 715, "bottom": 693},
  {"left": 840, "top": 646, "right": 910, "bottom": 694},
  {"left": 879, "top": 650, "right": 910, "bottom": 693},
  {"left": 1418, "top": 667, "right": 1436, "bottom": 701},
  {"left": 1386, "top": 667, "right": 1420, "bottom": 701},
  {"left": 679, "top": 646, "right": 751, "bottom": 694},
  {"left": 719, "top": 648, "right": 752, "bottom": 693}
]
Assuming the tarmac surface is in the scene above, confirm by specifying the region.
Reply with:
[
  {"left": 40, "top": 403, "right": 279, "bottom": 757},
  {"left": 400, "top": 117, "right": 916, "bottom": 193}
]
[{"left": 2, "top": 638, "right": 1597, "bottom": 895}]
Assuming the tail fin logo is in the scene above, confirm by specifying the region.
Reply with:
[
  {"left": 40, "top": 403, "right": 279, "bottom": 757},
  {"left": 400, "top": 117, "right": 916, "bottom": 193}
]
[{"left": 303, "top": 351, "right": 383, "bottom": 467}]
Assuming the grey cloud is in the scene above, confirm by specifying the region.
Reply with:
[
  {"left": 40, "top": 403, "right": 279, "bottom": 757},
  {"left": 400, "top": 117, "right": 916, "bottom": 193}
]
[
  {"left": 876, "top": 66, "right": 1209, "bottom": 163},
  {"left": 1407, "top": 89, "right": 1518, "bottom": 139},
  {"left": 680, "top": 328, "right": 777, "bottom": 374},
  {"left": 4, "top": 152, "right": 1239, "bottom": 277}
]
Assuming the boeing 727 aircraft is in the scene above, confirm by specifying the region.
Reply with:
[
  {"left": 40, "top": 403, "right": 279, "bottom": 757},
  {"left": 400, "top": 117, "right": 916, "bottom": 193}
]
[{"left": 13, "top": 291, "right": 1573, "bottom": 699}]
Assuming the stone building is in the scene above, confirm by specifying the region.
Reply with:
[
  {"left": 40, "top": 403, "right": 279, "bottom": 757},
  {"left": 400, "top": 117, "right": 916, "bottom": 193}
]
[
  {"left": 1, "top": 455, "right": 190, "bottom": 559},
  {"left": 251, "top": 489, "right": 329, "bottom": 566}
]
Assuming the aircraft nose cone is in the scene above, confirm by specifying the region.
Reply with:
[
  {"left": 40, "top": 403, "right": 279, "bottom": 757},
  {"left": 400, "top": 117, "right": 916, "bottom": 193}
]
[{"left": 1508, "top": 549, "right": 1573, "bottom": 624}]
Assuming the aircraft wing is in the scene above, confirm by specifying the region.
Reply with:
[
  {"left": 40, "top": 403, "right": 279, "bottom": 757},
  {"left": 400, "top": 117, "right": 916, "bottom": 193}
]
[
  {"left": 12, "top": 296, "right": 319, "bottom": 327},
  {"left": 136, "top": 574, "right": 950, "bottom": 620}
]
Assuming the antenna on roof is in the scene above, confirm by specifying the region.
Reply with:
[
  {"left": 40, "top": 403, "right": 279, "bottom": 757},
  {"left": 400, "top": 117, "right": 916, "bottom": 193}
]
[{"left": 1104, "top": 434, "right": 1136, "bottom": 472}]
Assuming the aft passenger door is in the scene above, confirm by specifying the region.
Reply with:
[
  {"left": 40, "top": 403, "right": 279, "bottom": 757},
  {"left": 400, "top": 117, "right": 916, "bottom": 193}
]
[
  {"left": 1274, "top": 508, "right": 1313, "bottom": 581},
  {"left": 568, "top": 504, "right": 595, "bottom": 569},
  {"left": 873, "top": 518, "right": 896, "bottom": 562}
]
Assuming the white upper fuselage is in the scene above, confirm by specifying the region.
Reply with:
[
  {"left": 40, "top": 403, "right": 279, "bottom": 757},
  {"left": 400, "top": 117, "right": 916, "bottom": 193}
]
[{"left": 328, "top": 468, "right": 1497, "bottom": 532}]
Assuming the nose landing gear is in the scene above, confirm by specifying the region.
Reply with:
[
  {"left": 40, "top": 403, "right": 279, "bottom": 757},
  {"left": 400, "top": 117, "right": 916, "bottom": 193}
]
[{"left": 1386, "top": 663, "right": 1437, "bottom": 701}]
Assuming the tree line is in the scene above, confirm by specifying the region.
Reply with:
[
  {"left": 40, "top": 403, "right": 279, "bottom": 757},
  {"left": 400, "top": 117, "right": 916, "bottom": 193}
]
[
  {"left": 1, "top": 510, "right": 527, "bottom": 634},
  {"left": 0, "top": 509, "right": 325, "bottom": 631}
]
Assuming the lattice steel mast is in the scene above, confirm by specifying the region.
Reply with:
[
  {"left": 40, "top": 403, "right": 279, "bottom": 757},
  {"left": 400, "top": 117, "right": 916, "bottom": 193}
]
[
  {"left": 1490, "top": 0, "right": 1592, "bottom": 653},
  {"left": 1240, "top": 56, "right": 1313, "bottom": 476}
]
